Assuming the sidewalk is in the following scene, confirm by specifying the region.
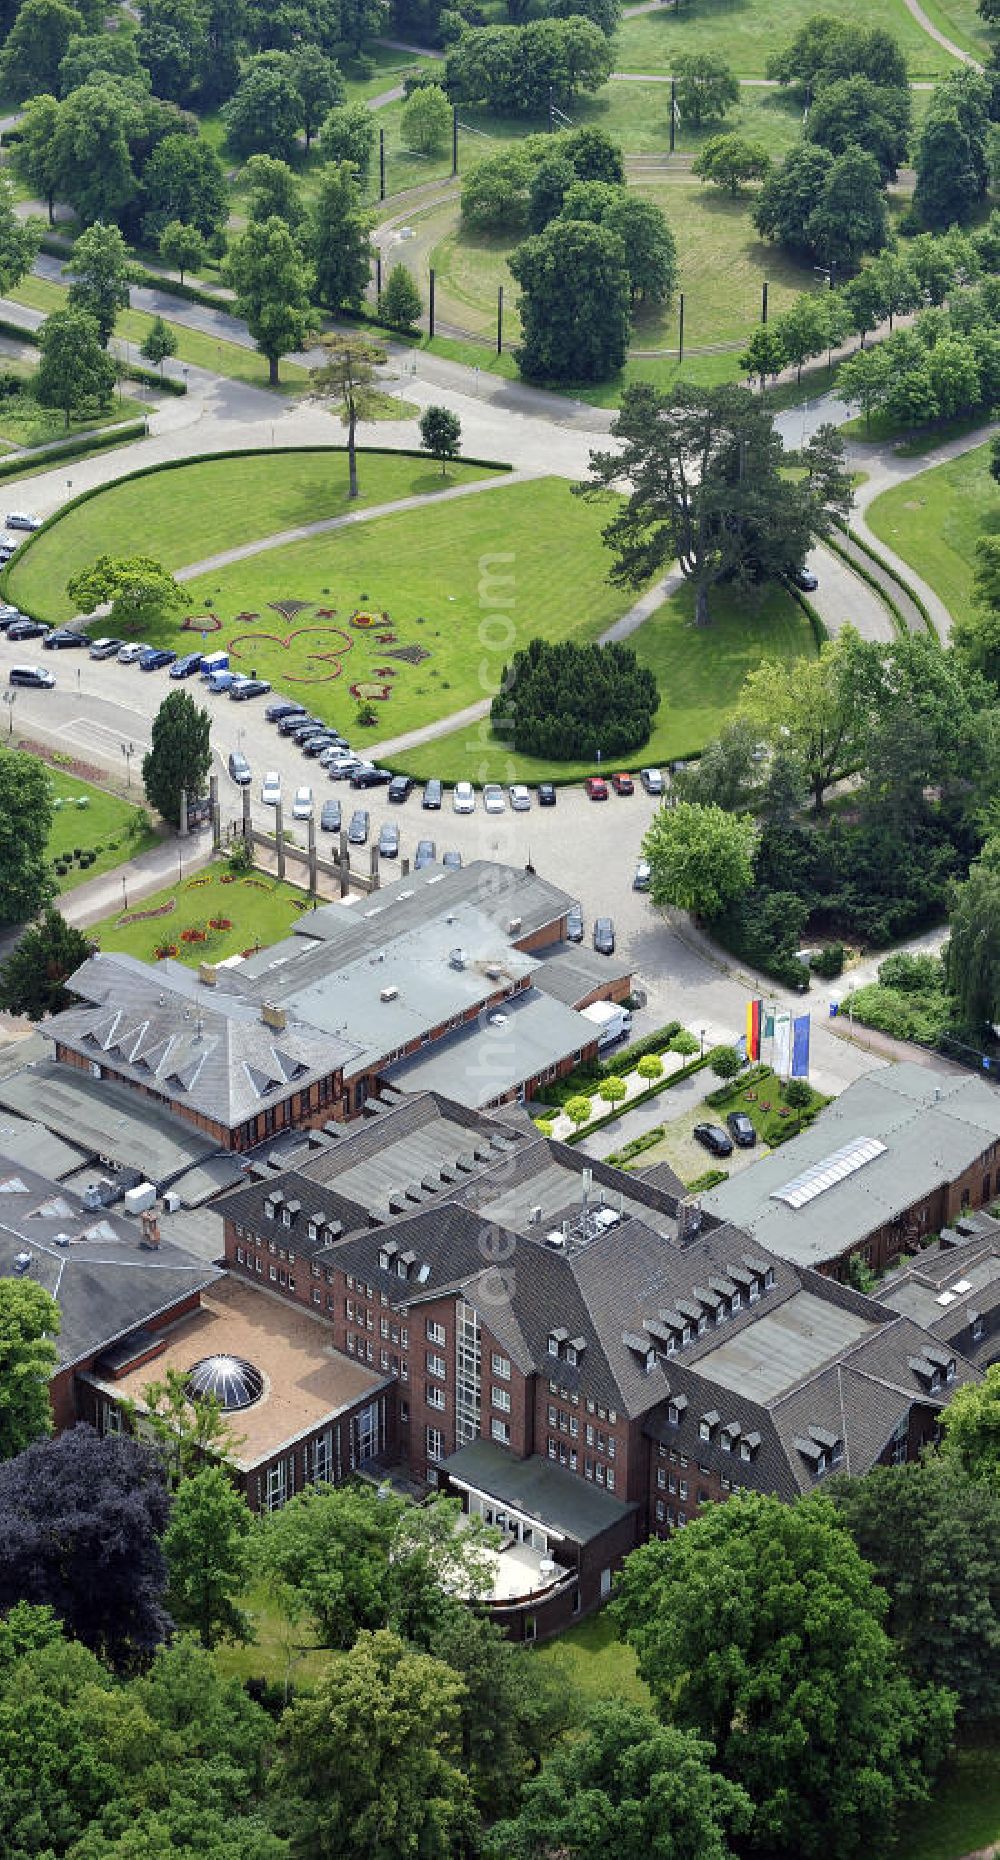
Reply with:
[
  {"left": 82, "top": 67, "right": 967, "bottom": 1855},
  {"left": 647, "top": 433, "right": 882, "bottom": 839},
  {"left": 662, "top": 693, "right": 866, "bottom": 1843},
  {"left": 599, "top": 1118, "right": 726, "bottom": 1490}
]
[{"left": 60, "top": 833, "right": 214, "bottom": 929}]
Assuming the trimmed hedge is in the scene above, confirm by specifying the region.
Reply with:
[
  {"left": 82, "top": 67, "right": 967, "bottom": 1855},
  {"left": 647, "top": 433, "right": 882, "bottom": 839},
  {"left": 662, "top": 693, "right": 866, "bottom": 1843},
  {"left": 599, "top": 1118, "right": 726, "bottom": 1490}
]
[
  {"left": 0, "top": 420, "right": 146, "bottom": 483},
  {"left": 786, "top": 580, "right": 828, "bottom": 648},
  {"left": 0, "top": 315, "right": 186, "bottom": 395},
  {"left": 563, "top": 1053, "right": 712, "bottom": 1143},
  {"left": 131, "top": 267, "right": 236, "bottom": 313},
  {"left": 686, "top": 1166, "right": 728, "bottom": 1192}
]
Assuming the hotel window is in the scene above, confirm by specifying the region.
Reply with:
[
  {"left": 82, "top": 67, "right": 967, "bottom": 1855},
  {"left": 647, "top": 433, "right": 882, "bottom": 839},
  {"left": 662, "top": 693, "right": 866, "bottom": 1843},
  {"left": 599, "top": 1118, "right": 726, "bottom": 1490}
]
[
  {"left": 679, "top": 1480, "right": 688, "bottom": 1500},
  {"left": 586, "top": 1423, "right": 594, "bottom": 1446},
  {"left": 597, "top": 1431, "right": 606, "bottom": 1453},
  {"left": 586, "top": 1396, "right": 595, "bottom": 1415},
  {"left": 765, "top": 1268, "right": 774, "bottom": 1289},
  {"left": 265, "top": 1461, "right": 287, "bottom": 1511},
  {"left": 595, "top": 1464, "right": 605, "bottom": 1485},
  {"left": 564, "top": 1345, "right": 577, "bottom": 1366},
  {"left": 365, "top": 1341, "right": 374, "bottom": 1363},
  {"left": 558, "top": 1443, "right": 568, "bottom": 1466},
  {"left": 559, "top": 1411, "right": 568, "bottom": 1433},
  {"left": 278, "top": 1270, "right": 286, "bottom": 1287},
  {"left": 569, "top": 1416, "right": 578, "bottom": 1438},
  {"left": 427, "top": 1320, "right": 446, "bottom": 1345},
  {"left": 426, "top": 1353, "right": 446, "bottom": 1379},
  {"left": 426, "top": 1427, "right": 444, "bottom": 1464},
  {"left": 657, "top": 1468, "right": 666, "bottom": 1488},
  {"left": 606, "top": 1469, "right": 615, "bottom": 1492},
  {"left": 491, "top": 1418, "right": 511, "bottom": 1446},
  {"left": 268, "top": 1239, "right": 277, "bottom": 1255},
  {"left": 380, "top": 1317, "right": 389, "bottom": 1338},
  {"left": 366, "top": 1311, "right": 373, "bottom": 1331},
  {"left": 269, "top": 1265, "right": 277, "bottom": 1283},
  {"left": 310, "top": 1261, "right": 320, "bottom": 1278},
  {"left": 288, "top": 1276, "right": 295, "bottom": 1292},
  {"left": 972, "top": 1314, "right": 984, "bottom": 1341},
  {"left": 347, "top": 1275, "right": 355, "bottom": 1290},
  {"left": 585, "top": 1458, "right": 594, "bottom": 1479},
  {"left": 312, "top": 1289, "right": 321, "bottom": 1307},
  {"left": 607, "top": 1437, "right": 615, "bottom": 1460},
  {"left": 492, "top": 1386, "right": 511, "bottom": 1412},
  {"left": 381, "top": 1350, "right": 390, "bottom": 1371},
  {"left": 547, "top": 1438, "right": 557, "bottom": 1460},
  {"left": 668, "top": 1474, "right": 677, "bottom": 1495},
  {"left": 401, "top": 1327, "right": 408, "bottom": 1348},
  {"left": 347, "top": 1335, "right": 356, "bottom": 1355},
  {"left": 491, "top": 1353, "right": 511, "bottom": 1379},
  {"left": 255, "top": 1257, "right": 262, "bottom": 1275},
  {"left": 102, "top": 1401, "right": 123, "bottom": 1436},
  {"left": 655, "top": 1499, "right": 665, "bottom": 1523},
  {"left": 426, "top": 1385, "right": 446, "bottom": 1411},
  {"left": 548, "top": 1404, "right": 558, "bottom": 1426},
  {"left": 346, "top": 1298, "right": 354, "bottom": 1319}
]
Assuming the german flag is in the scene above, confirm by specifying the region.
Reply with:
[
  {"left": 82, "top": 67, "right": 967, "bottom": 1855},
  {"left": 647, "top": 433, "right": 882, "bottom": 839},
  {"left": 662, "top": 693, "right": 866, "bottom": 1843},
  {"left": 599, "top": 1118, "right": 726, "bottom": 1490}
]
[{"left": 746, "top": 998, "right": 762, "bottom": 1061}]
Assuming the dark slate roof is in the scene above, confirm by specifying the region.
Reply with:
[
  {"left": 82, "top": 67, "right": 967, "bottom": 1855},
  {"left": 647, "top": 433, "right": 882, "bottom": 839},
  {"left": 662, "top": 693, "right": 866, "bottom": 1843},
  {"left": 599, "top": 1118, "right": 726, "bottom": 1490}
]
[
  {"left": 443, "top": 1438, "right": 636, "bottom": 1543},
  {"left": 50, "top": 952, "right": 361, "bottom": 1130},
  {"left": 220, "top": 1168, "right": 370, "bottom": 1255},
  {"left": 531, "top": 945, "right": 633, "bottom": 1007},
  {"left": 635, "top": 1159, "right": 687, "bottom": 1196},
  {"left": 0, "top": 1153, "right": 218, "bottom": 1371}
]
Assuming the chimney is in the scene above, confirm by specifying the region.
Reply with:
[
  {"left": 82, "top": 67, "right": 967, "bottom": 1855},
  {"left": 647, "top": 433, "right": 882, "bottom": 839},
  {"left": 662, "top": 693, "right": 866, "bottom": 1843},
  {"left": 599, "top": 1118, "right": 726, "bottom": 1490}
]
[
  {"left": 140, "top": 1210, "right": 161, "bottom": 1250},
  {"left": 261, "top": 1003, "right": 287, "bottom": 1032},
  {"left": 198, "top": 963, "right": 217, "bottom": 987}
]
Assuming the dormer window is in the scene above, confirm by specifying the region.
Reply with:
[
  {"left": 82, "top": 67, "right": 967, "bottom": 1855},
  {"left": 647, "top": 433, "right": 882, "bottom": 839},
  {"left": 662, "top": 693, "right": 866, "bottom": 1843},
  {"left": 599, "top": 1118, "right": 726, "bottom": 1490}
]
[
  {"left": 565, "top": 1345, "right": 578, "bottom": 1367},
  {"left": 946, "top": 1358, "right": 956, "bottom": 1384},
  {"left": 682, "top": 1323, "right": 692, "bottom": 1345},
  {"left": 645, "top": 1347, "right": 656, "bottom": 1373},
  {"left": 765, "top": 1268, "right": 774, "bottom": 1289},
  {"left": 264, "top": 1200, "right": 276, "bottom": 1220},
  {"left": 308, "top": 1220, "right": 318, "bottom": 1242},
  {"left": 749, "top": 1278, "right": 760, "bottom": 1303},
  {"left": 666, "top": 1333, "right": 677, "bottom": 1354},
  {"left": 281, "top": 1207, "right": 291, "bottom": 1228},
  {"left": 699, "top": 1410, "right": 720, "bottom": 1443},
  {"left": 378, "top": 1248, "right": 390, "bottom": 1270},
  {"left": 971, "top": 1311, "right": 983, "bottom": 1341},
  {"left": 697, "top": 1313, "right": 708, "bottom": 1336},
  {"left": 548, "top": 1335, "right": 560, "bottom": 1357},
  {"left": 397, "top": 1257, "right": 407, "bottom": 1278},
  {"left": 731, "top": 1291, "right": 742, "bottom": 1313},
  {"left": 721, "top": 1421, "right": 740, "bottom": 1453},
  {"left": 739, "top": 1431, "right": 761, "bottom": 1462},
  {"left": 667, "top": 1394, "right": 688, "bottom": 1426}
]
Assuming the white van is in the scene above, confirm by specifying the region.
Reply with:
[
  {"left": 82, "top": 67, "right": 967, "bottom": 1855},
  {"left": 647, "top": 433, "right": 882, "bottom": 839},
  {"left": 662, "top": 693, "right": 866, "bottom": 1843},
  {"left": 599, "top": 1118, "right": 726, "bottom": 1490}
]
[{"left": 9, "top": 664, "right": 55, "bottom": 687}]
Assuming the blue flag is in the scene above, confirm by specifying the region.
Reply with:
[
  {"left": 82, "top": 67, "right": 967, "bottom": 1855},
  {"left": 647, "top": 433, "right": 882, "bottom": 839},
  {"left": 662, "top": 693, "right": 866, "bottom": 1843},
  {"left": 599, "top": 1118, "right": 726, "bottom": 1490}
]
[{"left": 791, "top": 1013, "right": 810, "bottom": 1078}]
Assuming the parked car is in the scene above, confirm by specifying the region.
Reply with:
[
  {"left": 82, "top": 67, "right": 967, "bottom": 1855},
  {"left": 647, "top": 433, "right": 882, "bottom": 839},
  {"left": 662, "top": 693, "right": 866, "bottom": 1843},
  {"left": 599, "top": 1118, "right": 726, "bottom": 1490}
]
[
  {"left": 327, "top": 754, "right": 363, "bottom": 779},
  {"left": 566, "top": 904, "right": 584, "bottom": 943},
  {"left": 453, "top": 781, "right": 475, "bottom": 814},
  {"left": 378, "top": 821, "right": 400, "bottom": 858},
  {"left": 726, "top": 1110, "right": 757, "bottom": 1148},
  {"left": 0, "top": 610, "right": 25, "bottom": 631},
  {"left": 509, "top": 784, "right": 531, "bottom": 812},
  {"left": 640, "top": 767, "right": 664, "bottom": 795},
  {"left": 388, "top": 775, "right": 413, "bottom": 803},
  {"left": 318, "top": 744, "right": 352, "bottom": 768},
  {"left": 633, "top": 859, "right": 651, "bottom": 892},
  {"left": 537, "top": 781, "right": 557, "bottom": 807},
  {"left": 611, "top": 771, "right": 634, "bottom": 796},
  {"left": 117, "top": 642, "right": 148, "bottom": 663},
  {"left": 43, "top": 628, "right": 87, "bottom": 650},
  {"left": 5, "top": 511, "right": 41, "bottom": 531},
  {"left": 301, "top": 733, "right": 338, "bottom": 757},
  {"left": 7, "top": 619, "right": 47, "bottom": 641},
  {"left": 139, "top": 647, "right": 177, "bottom": 671},
  {"left": 261, "top": 771, "right": 281, "bottom": 806},
  {"left": 228, "top": 750, "right": 252, "bottom": 786},
  {"left": 593, "top": 916, "right": 616, "bottom": 955},
  {"left": 585, "top": 776, "right": 608, "bottom": 801},
  {"left": 442, "top": 849, "right": 463, "bottom": 869},
  {"left": 89, "top": 637, "right": 123, "bottom": 660},
  {"left": 415, "top": 837, "right": 436, "bottom": 868},
  {"left": 170, "top": 651, "right": 203, "bottom": 679},
  {"left": 320, "top": 799, "right": 341, "bottom": 833},
  {"left": 351, "top": 764, "right": 392, "bottom": 788},
  {"left": 229, "top": 677, "right": 270, "bottom": 701},
  {"left": 9, "top": 663, "right": 54, "bottom": 687},
  {"left": 483, "top": 783, "right": 505, "bottom": 815},
  {"left": 422, "top": 779, "right": 442, "bottom": 810},
  {"left": 265, "top": 699, "right": 305, "bottom": 724},
  {"left": 280, "top": 713, "right": 319, "bottom": 738},
  {"left": 207, "top": 669, "right": 237, "bottom": 692},
  {"left": 348, "top": 808, "right": 369, "bottom": 845},
  {"left": 793, "top": 565, "right": 819, "bottom": 592},
  {"left": 292, "top": 785, "right": 313, "bottom": 819},
  {"left": 693, "top": 1122, "right": 734, "bottom": 1158}
]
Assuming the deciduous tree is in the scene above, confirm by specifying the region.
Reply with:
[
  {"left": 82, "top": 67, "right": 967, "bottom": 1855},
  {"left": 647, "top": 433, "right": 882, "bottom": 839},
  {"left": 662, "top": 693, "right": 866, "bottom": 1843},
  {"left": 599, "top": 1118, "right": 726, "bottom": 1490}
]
[
  {"left": 12, "top": 93, "right": 62, "bottom": 223},
  {"left": 158, "top": 218, "right": 205, "bottom": 283},
  {"left": 311, "top": 332, "right": 386, "bottom": 498},
  {"left": 131, "top": 1363, "right": 240, "bottom": 1486},
  {"left": 225, "top": 214, "right": 313, "bottom": 383},
  {"left": 945, "top": 860, "right": 1000, "bottom": 1030},
  {"left": 673, "top": 52, "right": 739, "bottom": 126},
  {"left": 0, "top": 907, "right": 93, "bottom": 1021},
  {"left": 289, "top": 41, "right": 344, "bottom": 150},
  {"left": 401, "top": 81, "right": 451, "bottom": 153},
  {"left": 223, "top": 52, "right": 303, "bottom": 160},
  {"left": 243, "top": 151, "right": 303, "bottom": 228},
  {"left": 642, "top": 802, "right": 757, "bottom": 919},
  {"left": 693, "top": 132, "right": 771, "bottom": 193},
  {"left": 164, "top": 1466, "right": 253, "bottom": 1648},
  {"left": 140, "top": 312, "right": 178, "bottom": 373},
  {"left": 419, "top": 404, "right": 462, "bottom": 472},
  {"left": 510, "top": 216, "right": 630, "bottom": 382},
  {"left": 0, "top": 747, "right": 56, "bottom": 924},
  {"left": 939, "top": 1363, "right": 1000, "bottom": 1488},
  {"left": 2, "top": 0, "right": 83, "bottom": 99},
  {"left": 35, "top": 304, "right": 116, "bottom": 428},
  {"left": 320, "top": 100, "right": 376, "bottom": 181},
  {"left": 0, "top": 1280, "right": 59, "bottom": 1459},
  {"left": 67, "top": 552, "right": 186, "bottom": 634},
  {"left": 308, "top": 159, "right": 373, "bottom": 311},
  {"left": 65, "top": 219, "right": 133, "bottom": 344},
  {"left": 738, "top": 626, "right": 875, "bottom": 811},
  {"left": 613, "top": 1491, "right": 956, "bottom": 1859}
]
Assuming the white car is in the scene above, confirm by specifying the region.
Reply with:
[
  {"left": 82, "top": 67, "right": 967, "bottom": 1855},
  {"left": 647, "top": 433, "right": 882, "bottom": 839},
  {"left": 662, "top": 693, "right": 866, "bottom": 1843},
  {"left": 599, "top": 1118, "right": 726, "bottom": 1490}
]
[
  {"left": 453, "top": 781, "right": 475, "bottom": 814},
  {"left": 117, "top": 642, "right": 148, "bottom": 664},
  {"left": 261, "top": 770, "right": 281, "bottom": 806},
  {"left": 5, "top": 511, "right": 40, "bottom": 531},
  {"left": 292, "top": 785, "right": 313, "bottom": 819},
  {"left": 633, "top": 859, "right": 652, "bottom": 892},
  {"left": 640, "top": 768, "right": 664, "bottom": 796},
  {"left": 483, "top": 783, "right": 505, "bottom": 815},
  {"left": 509, "top": 784, "right": 531, "bottom": 812}
]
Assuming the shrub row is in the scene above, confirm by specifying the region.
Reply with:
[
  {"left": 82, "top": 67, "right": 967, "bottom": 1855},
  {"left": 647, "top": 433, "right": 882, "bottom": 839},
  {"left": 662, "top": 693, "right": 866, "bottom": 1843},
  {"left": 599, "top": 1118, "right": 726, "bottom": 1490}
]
[
  {"left": 563, "top": 1053, "right": 712, "bottom": 1144},
  {"left": 537, "top": 1020, "right": 683, "bottom": 1105},
  {"left": 840, "top": 522, "right": 937, "bottom": 641},
  {"left": 0, "top": 315, "right": 185, "bottom": 395},
  {"left": 0, "top": 420, "right": 146, "bottom": 484},
  {"left": 825, "top": 530, "right": 910, "bottom": 641}
]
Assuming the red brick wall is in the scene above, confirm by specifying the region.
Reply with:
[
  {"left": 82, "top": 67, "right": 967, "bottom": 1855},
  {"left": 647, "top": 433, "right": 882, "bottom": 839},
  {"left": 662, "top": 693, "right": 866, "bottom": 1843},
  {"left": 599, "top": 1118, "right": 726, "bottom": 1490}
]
[{"left": 480, "top": 1321, "right": 534, "bottom": 1458}]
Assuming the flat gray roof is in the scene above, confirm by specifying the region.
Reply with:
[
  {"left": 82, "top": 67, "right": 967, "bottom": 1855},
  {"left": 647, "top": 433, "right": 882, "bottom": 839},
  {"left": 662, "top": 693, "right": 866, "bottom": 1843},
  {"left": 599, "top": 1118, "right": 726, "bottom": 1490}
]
[
  {"left": 532, "top": 946, "right": 632, "bottom": 1008},
  {"left": 474, "top": 1155, "right": 678, "bottom": 1243},
  {"left": 386, "top": 989, "right": 593, "bottom": 1108},
  {"left": 690, "top": 1290, "right": 875, "bottom": 1402},
  {"left": 703, "top": 1062, "right": 1000, "bottom": 1266},
  {"left": 0, "top": 1114, "right": 90, "bottom": 1180},
  {"left": 444, "top": 1439, "right": 634, "bottom": 1544},
  {"left": 0, "top": 1061, "right": 220, "bottom": 1187}
]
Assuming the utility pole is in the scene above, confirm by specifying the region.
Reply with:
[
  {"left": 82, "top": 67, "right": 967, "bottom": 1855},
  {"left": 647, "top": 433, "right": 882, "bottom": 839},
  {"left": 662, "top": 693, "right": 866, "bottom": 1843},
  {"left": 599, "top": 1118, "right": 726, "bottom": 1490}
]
[
  {"left": 761, "top": 279, "right": 768, "bottom": 325},
  {"left": 379, "top": 128, "right": 385, "bottom": 202},
  {"left": 548, "top": 84, "right": 555, "bottom": 132},
  {"left": 452, "top": 105, "right": 458, "bottom": 177},
  {"left": 497, "top": 284, "right": 503, "bottom": 356},
  {"left": 429, "top": 267, "right": 435, "bottom": 340},
  {"left": 375, "top": 253, "right": 382, "bottom": 298},
  {"left": 678, "top": 291, "right": 684, "bottom": 364},
  {"left": 669, "top": 77, "right": 676, "bottom": 153}
]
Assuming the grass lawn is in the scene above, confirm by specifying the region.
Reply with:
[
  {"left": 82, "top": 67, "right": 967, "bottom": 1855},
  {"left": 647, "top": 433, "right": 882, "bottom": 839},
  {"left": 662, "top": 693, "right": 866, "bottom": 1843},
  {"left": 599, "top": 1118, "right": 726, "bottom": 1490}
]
[
  {"left": 865, "top": 438, "right": 1000, "bottom": 632},
  {"left": 883, "top": 1740, "right": 1000, "bottom": 1860},
  {"left": 213, "top": 1581, "right": 332, "bottom": 1693},
  {"left": 399, "top": 580, "right": 816, "bottom": 783},
  {"left": 46, "top": 769, "right": 158, "bottom": 892},
  {"left": 7, "top": 276, "right": 311, "bottom": 392},
  {"left": 6, "top": 450, "right": 502, "bottom": 623},
  {"left": 69, "top": 478, "right": 636, "bottom": 741},
  {"left": 534, "top": 1611, "right": 650, "bottom": 1705},
  {"left": 0, "top": 385, "right": 146, "bottom": 450},
  {"left": 89, "top": 865, "right": 312, "bottom": 966},
  {"left": 908, "top": 0, "right": 997, "bottom": 58},
  {"left": 615, "top": 0, "right": 954, "bottom": 78}
]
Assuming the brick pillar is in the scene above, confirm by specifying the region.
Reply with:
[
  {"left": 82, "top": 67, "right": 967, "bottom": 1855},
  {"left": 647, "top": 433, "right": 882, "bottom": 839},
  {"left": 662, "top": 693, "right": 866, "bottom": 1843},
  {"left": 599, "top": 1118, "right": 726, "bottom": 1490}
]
[{"left": 275, "top": 800, "right": 285, "bottom": 879}]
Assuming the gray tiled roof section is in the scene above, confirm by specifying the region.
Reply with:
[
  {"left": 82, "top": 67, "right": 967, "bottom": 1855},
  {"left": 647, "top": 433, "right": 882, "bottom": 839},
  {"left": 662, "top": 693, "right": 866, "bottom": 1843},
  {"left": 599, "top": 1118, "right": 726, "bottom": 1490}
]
[
  {"left": 531, "top": 945, "right": 633, "bottom": 1006},
  {"left": 385, "top": 989, "right": 597, "bottom": 1109},
  {"left": 0, "top": 1060, "right": 220, "bottom": 1187},
  {"left": 443, "top": 1438, "right": 635, "bottom": 1543}
]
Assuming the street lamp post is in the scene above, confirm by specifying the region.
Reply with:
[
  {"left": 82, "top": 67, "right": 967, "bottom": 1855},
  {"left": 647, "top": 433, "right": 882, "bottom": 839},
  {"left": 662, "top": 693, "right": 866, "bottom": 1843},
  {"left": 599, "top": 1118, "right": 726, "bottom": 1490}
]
[
  {"left": 121, "top": 740, "right": 134, "bottom": 788},
  {"left": 700, "top": 1027, "right": 706, "bottom": 1058},
  {"left": 122, "top": 874, "right": 128, "bottom": 912},
  {"left": 2, "top": 691, "right": 15, "bottom": 736}
]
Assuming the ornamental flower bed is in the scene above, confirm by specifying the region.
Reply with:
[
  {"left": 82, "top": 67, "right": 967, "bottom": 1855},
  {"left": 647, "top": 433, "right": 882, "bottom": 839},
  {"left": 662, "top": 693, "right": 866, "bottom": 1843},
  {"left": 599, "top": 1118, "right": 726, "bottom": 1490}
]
[
  {"left": 154, "top": 943, "right": 178, "bottom": 960},
  {"left": 209, "top": 917, "right": 232, "bottom": 931},
  {"left": 180, "top": 927, "right": 207, "bottom": 944}
]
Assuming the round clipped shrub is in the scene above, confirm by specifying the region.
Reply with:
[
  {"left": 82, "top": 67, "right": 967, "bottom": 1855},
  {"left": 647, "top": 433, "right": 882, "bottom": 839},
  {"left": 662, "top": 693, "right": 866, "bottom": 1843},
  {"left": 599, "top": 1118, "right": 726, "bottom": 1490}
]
[
  {"left": 599, "top": 1075, "right": 628, "bottom": 1105},
  {"left": 564, "top": 1095, "right": 593, "bottom": 1129},
  {"left": 669, "top": 1029, "right": 700, "bottom": 1057},
  {"left": 637, "top": 1054, "right": 663, "bottom": 1080}
]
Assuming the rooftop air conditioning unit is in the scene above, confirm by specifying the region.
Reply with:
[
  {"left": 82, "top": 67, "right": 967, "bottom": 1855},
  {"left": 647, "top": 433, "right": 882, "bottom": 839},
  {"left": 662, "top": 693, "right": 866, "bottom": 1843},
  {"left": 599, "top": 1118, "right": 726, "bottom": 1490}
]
[
  {"left": 545, "top": 1230, "right": 565, "bottom": 1250},
  {"left": 529, "top": 1205, "right": 543, "bottom": 1224},
  {"left": 380, "top": 985, "right": 399, "bottom": 1002},
  {"left": 162, "top": 1190, "right": 181, "bottom": 1213},
  {"left": 449, "top": 948, "right": 466, "bottom": 970},
  {"left": 490, "top": 1013, "right": 508, "bottom": 1028},
  {"left": 508, "top": 917, "right": 522, "bottom": 934}
]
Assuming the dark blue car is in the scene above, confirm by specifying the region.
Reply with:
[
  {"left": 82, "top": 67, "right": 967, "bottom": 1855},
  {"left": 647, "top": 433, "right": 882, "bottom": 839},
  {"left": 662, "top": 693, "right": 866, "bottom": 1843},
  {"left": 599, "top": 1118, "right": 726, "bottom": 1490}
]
[
  {"left": 170, "top": 651, "right": 203, "bottom": 679},
  {"left": 139, "top": 647, "right": 177, "bottom": 671}
]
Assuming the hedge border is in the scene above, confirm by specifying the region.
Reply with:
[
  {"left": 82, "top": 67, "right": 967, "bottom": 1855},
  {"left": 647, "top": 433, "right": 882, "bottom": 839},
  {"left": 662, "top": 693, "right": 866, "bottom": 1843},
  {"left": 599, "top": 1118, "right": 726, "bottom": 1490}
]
[
  {"left": 833, "top": 517, "right": 937, "bottom": 641},
  {"left": 824, "top": 531, "right": 909, "bottom": 641},
  {"left": 787, "top": 580, "right": 827, "bottom": 647},
  {"left": 0, "top": 444, "right": 513, "bottom": 618},
  {"left": 563, "top": 1053, "right": 712, "bottom": 1144},
  {"left": 0, "top": 420, "right": 146, "bottom": 484},
  {"left": 0, "top": 314, "right": 186, "bottom": 396}
]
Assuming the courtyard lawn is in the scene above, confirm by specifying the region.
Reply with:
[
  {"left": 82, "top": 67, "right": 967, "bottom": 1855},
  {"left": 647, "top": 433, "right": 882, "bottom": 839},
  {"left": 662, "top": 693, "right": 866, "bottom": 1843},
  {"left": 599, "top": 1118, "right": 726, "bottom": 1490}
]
[
  {"left": 615, "top": 0, "right": 954, "bottom": 78},
  {"left": 89, "top": 865, "right": 311, "bottom": 966},
  {"left": 6, "top": 450, "right": 502, "bottom": 624},
  {"left": 64, "top": 477, "right": 637, "bottom": 740},
  {"left": 534, "top": 1612, "right": 650, "bottom": 1706},
  {"left": 883, "top": 1741, "right": 1000, "bottom": 1860},
  {"left": 0, "top": 358, "right": 146, "bottom": 449},
  {"left": 46, "top": 768, "right": 158, "bottom": 892},
  {"left": 214, "top": 1581, "right": 332, "bottom": 1693},
  {"left": 865, "top": 439, "right": 1000, "bottom": 633},
  {"left": 399, "top": 580, "right": 816, "bottom": 784}
]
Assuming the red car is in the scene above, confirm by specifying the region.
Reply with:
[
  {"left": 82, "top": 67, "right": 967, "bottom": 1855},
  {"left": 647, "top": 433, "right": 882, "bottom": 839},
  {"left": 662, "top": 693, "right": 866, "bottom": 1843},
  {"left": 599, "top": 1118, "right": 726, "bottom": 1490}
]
[
  {"left": 585, "top": 776, "right": 609, "bottom": 800},
  {"left": 611, "top": 771, "right": 634, "bottom": 796}
]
